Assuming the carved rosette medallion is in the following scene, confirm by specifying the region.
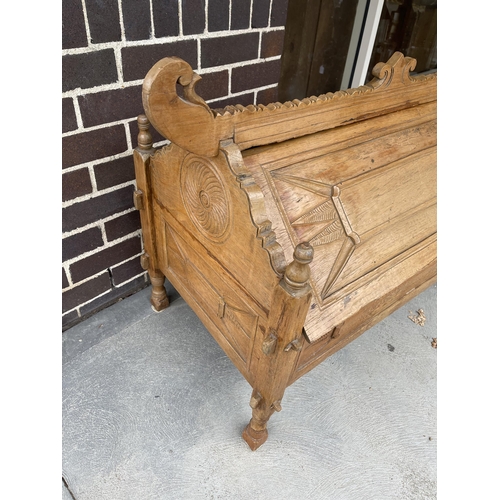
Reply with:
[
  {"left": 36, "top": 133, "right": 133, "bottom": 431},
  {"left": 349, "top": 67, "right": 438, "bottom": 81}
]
[{"left": 180, "top": 155, "right": 231, "bottom": 243}]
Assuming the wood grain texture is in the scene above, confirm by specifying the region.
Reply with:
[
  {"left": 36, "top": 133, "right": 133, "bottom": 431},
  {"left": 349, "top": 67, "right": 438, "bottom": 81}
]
[
  {"left": 135, "top": 50, "right": 437, "bottom": 448},
  {"left": 244, "top": 105, "right": 436, "bottom": 342}
]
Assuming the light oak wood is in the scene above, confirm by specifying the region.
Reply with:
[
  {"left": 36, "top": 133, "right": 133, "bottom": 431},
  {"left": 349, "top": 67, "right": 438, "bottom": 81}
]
[{"left": 134, "top": 51, "right": 437, "bottom": 450}]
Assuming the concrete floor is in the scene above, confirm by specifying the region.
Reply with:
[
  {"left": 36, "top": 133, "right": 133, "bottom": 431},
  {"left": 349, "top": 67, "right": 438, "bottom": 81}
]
[{"left": 62, "top": 282, "right": 437, "bottom": 500}]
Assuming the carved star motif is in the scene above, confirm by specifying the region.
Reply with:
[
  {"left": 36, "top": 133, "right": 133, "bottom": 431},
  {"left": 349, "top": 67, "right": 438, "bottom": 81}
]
[{"left": 271, "top": 172, "right": 361, "bottom": 299}]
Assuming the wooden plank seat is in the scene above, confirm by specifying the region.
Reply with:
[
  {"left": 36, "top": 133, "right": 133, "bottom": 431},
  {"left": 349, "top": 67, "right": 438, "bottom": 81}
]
[{"left": 133, "top": 51, "right": 437, "bottom": 450}]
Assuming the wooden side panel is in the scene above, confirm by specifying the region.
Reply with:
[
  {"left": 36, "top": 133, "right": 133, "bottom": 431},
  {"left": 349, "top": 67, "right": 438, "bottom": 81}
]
[
  {"left": 242, "top": 102, "right": 436, "bottom": 342},
  {"left": 147, "top": 141, "right": 283, "bottom": 381},
  {"left": 150, "top": 143, "right": 282, "bottom": 313},
  {"left": 155, "top": 208, "right": 267, "bottom": 381}
]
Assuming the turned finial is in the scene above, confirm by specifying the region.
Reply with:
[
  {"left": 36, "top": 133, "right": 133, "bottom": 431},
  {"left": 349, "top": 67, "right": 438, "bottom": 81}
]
[
  {"left": 284, "top": 242, "right": 314, "bottom": 291},
  {"left": 137, "top": 114, "right": 153, "bottom": 150}
]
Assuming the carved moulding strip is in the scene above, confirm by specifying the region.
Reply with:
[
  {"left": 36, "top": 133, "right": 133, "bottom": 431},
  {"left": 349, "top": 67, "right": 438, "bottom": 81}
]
[
  {"left": 212, "top": 52, "right": 436, "bottom": 117},
  {"left": 220, "top": 139, "right": 287, "bottom": 276}
]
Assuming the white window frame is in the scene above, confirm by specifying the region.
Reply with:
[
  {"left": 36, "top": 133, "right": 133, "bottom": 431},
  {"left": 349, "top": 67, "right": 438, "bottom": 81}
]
[{"left": 341, "top": 0, "right": 385, "bottom": 89}]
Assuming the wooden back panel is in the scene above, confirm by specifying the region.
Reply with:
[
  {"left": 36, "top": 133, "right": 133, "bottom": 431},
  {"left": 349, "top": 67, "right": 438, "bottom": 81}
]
[{"left": 242, "top": 102, "right": 436, "bottom": 342}]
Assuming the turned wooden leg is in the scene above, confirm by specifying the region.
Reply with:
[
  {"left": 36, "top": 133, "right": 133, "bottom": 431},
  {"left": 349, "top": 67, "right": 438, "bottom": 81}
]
[
  {"left": 242, "top": 389, "right": 277, "bottom": 451},
  {"left": 242, "top": 243, "right": 314, "bottom": 451},
  {"left": 149, "top": 271, "right": 169, "bottom": 312},
  {"left": 140, "top": 254, "right": 169, "bottom": 312}
]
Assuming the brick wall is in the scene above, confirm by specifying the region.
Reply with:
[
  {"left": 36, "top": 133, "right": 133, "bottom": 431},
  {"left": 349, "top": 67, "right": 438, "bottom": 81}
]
[{"left": 62, "top": 0, "right": 290, "bottom": 330}]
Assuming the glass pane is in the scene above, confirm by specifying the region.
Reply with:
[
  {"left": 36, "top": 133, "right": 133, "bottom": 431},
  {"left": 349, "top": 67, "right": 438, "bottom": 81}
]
[{"left": 366, "top": 0, "right": 437, "bottom": 80}]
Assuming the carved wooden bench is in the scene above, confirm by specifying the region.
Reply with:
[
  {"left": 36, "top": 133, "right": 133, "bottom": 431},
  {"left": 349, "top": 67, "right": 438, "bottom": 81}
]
[{"left": 133, "top": 52, "right": 437, "bottom": 450}]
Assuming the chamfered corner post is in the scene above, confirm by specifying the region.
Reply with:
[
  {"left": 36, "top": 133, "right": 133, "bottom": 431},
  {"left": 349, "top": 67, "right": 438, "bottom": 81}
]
[
  {"left": 133, "top": 114, "right": 169, "bottom": 312},
  {"left": 242, "top": 242, "right": 314, "bottom": 450}
]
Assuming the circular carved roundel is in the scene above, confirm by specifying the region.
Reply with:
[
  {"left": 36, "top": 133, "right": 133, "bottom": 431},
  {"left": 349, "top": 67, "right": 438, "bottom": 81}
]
[{"left": 180, "top": 155, "right": 231, "bottom": 243}]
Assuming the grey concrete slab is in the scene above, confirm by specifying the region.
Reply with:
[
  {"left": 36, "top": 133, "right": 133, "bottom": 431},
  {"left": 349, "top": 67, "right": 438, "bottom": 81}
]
[
  {"left": 62, "top": 283, "right": 437, "bottom": 500},
  {"left": 63, "top": 281, "right": 180, "bottom": 365}
]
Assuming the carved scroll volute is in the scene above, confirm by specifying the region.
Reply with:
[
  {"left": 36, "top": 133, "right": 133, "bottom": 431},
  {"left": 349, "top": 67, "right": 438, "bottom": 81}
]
[
  {"left": 142, "top": 57, "right": 219, "bottom": 157},
  {"left": 367, "top": 51, "right": 419, "bottom": 90}
]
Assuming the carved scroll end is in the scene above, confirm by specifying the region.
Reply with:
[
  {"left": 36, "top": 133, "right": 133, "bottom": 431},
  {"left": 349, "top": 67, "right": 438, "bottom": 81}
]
[
  {"left": 142, "top": 57, "right": 218, "bottom": 157},
  {"left": 367, "top": 51, "right": 418, "bottom": 90}
]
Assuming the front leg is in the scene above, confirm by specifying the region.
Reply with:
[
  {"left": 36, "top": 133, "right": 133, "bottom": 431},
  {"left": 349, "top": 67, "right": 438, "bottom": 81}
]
[
  {"left": 149, "top": 269, "right": 169, "bottom": 312},
  {"left": 242, "top": 242, "right": 314, "bottom": 450},
  {"left": 242, "top": 389, "right": 277, "bottom": 450},
  {"left": 140, "top": 254, "right": 170, "bottom": 312}
]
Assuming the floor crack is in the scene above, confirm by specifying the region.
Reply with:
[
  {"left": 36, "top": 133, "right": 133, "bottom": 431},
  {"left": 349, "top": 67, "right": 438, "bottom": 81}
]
[{"left": 62, "top": 476, "right": 77, "bottom": 500}]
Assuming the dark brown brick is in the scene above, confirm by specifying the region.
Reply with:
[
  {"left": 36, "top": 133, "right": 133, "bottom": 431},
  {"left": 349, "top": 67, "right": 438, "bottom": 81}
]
[
  {"left": 252, "top": 0, "right": 271, "bottom": 28},
  {"left": 62, "top": 169, "right": 93, "bottom": 202},
  {"left": 209, "top": 92, "right": 255, "bottom": 109},
  {"left": 86, "top": 0, "right": 121, "bottom": 43},
  {"left": 63, "top": 227, "right": 104, "bottom": 262},
  {"left": 105, "top": 211, "right": 141, "bottom": 242},
  {"left": 257, "top": 86, "right": 279, "bottom": 104},
  {"left": 208, "top": 0, "right": 229, "bottom": 32},
  {"left": 232, "top": 59, "right": 282, "bottom": 93},
  {"left": 78, "top": 86, "right": 143, "bottom": 128},
  {"left": 62, "top": 50, "right": 118, "bottom": 92},
  {"left": 231, "top": 0, "right": 251, "bottom": 29},
  {"left": 70, "top": 236, "right": 142, "bottom": 283},
  {"left": 196, "top": 70, "right": 229, "bottom": 101},
  {"left": 182, "top": 0, "right": 205, "bottom": 35},
  {"left": 62, "top": 272, "right": 111, "bottom": 313},
  {"left": 261, "top": 30, "right": 285, "bottom": 58},
  {"left": 62, "top": 124, "right": 128, "bottom": 169},
  {"left": 201, "top": 33, "right": 259, "bottom": 68},
  {"left": 62, "top": 0, "right": 87, "bottom": 49},
  {"left": 63, "top": 309, "right": 80, "bottom": 329},
  {"left": 152, "top": 0, "right": 179, "bottom": 37},
  {"left": 62, "top": 185, "right": 135, "bottom": 233},
  {"left": 121, "top": 40, "right": 197, "bottom": 81},
  {"left": 270, "top": 0, "right": 289, "bottom": 26},
  {"left": 94, "top": 156, "right": 135, "bottom": 191},
  {"left": 63, "top": 268, "right": 69, "bottom": 289},
  {"left": 122, "top": 0, "right": 151, "bottom": 41},
  {"left": 78, "top": 275, "right": 147, "bottom": 318},
  {"left": 62, "top": 98, "right": 78, "bottom": 133},
  {"left": 111, "top": 256, "right": 144, "bottom": 286}
]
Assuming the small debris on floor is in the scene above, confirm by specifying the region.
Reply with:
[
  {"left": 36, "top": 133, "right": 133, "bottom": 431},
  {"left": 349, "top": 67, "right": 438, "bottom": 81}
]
[
  {"left": 431, "top": 338, "right": 437, "bottom": 349},
  {"left": 387, "top": 344, "right": 395, "bottom": 352},
  {"left": 408, "top": 308, "right": 426, "bottom": 326}
]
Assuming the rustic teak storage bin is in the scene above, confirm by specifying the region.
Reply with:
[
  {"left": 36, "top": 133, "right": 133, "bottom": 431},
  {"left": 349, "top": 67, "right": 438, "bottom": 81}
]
[{"left": 133, "top": 52, "right": 437, "bottom": 450}]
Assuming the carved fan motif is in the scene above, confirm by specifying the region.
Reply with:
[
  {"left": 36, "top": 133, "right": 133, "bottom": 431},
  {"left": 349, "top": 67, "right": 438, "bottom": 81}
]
[
  {"left": 180, "top": 157, "right": 230, "bottom": 242},
  {"left": 271, "top": 171, "right": 360, "bottom": 300}
]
